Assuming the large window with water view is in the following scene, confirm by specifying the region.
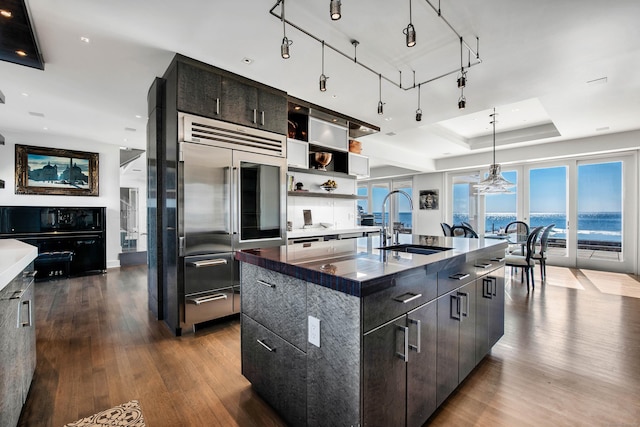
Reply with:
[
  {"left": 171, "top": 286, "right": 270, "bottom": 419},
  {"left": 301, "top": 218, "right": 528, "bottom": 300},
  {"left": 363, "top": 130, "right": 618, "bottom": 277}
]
[
  {"left": 577, "top": 161, "right": 622, "bottom": 260},
  {"left": 484, "top": 170, "right": 517, "bottom": 233},
  {"left": 529, "top": 166, "right": 568, "bottom": 256}
]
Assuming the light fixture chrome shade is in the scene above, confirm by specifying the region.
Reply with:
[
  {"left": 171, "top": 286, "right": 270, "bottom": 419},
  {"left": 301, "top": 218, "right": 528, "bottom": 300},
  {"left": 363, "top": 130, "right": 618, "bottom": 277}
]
[
  {"left": 457, "top": 71, "right": 466, "bottom": 88},
  {"left": 378, "top": 101, "right": 384, "bottom": 115},
  {"left": 473, "top": 108, "right": 515, "bottom": 194},
  {"left": 415, "top": 108, "right": 422, "bottom": 121},
  {"left": 404, "top": 23, "right": 416, "bottom": 47},
  {"left": 330, "top": 0, "right": 341, "bottom": 20},
  {"left": 458, "top": 95, "right": 466, "bottom": 109},
  {"left": 281, "top": 37, "right": 292, "bottom": 59},
  {"left": 319, "top": 74, "right": 327, "bottom": 91}
]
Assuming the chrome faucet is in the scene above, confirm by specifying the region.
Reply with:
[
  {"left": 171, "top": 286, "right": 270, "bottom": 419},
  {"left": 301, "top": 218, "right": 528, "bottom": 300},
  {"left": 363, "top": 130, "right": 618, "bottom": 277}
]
[{"left": 380, "top": 190, "right": 413, "bottom": 246}]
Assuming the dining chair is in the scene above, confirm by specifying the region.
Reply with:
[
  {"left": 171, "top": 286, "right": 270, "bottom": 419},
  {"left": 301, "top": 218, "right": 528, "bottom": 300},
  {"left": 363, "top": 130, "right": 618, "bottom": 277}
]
[
  {"left": 460, "top": 221, "right": 474, "bottom": 231},
  {"left": 505, "top": 220, "right": 530, "bottom": 254},
  {"left": 450, "top": 225, "right": 478, "bottom": 238},
  {"left": 532, "top": 223, "right": 555, "bottom": 281},
  {"left": 440, "top": 222, "right": 453, "bottom": 237},
  {"left": 505, "top": 226, "right": 543, "bottom": 292}
]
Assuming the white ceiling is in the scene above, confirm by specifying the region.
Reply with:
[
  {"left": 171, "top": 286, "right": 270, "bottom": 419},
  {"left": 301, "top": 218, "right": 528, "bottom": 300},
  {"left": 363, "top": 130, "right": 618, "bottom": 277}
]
[{"left": 1, "top": 0, "right": 639, "bottom": 176}]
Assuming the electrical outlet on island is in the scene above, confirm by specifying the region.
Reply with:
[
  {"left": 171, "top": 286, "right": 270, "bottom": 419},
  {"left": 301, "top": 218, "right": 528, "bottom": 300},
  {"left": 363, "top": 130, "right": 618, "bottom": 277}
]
[{"left": 308, "top": 315, "right": 321, "bottom": 347}]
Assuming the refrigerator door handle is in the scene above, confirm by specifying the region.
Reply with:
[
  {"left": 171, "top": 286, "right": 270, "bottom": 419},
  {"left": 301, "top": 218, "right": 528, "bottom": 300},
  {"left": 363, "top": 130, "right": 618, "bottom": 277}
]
[
  {"left": 232, "top": 166, "right": 239, "bottom": 236},
  {"left": 179, "top": 237, "right": 185, "bottom": 257}
]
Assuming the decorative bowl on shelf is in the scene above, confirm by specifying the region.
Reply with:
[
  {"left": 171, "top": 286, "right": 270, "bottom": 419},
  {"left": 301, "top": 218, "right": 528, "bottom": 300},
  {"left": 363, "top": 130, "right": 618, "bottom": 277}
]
[
  {"left": 314, "top": 152, "right": 333, "bottom": 171},
  {"left": 320, "top": 180, "right": 337, "bottom": 192}
]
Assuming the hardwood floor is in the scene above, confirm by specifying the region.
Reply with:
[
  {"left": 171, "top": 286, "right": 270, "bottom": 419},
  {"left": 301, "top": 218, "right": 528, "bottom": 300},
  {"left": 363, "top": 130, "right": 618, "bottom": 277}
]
[{"left": 18, "top": 265, "right": 640, "bottom": 426}]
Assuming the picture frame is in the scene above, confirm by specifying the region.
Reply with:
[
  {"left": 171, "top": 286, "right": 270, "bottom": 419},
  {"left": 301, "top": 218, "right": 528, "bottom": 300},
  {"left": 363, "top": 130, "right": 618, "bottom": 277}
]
[
  {"left": 15, "top": 144, "right": 99, "bottom": 196},
  {"left": 419, "top": 189, "right": 439, "bottom": 210}
]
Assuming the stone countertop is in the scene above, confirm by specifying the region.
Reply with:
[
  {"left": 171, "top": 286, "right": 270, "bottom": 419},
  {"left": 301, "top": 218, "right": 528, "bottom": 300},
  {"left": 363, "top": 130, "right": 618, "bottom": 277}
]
[
  {"left": 287, "top": 226, "right": 380, "bottom": 239},
  {"left": 0, "top": 239, "right": 38, "bottom": 293},
  {"left": 236, "top": 234, "right": 507, "bottom": 297}
]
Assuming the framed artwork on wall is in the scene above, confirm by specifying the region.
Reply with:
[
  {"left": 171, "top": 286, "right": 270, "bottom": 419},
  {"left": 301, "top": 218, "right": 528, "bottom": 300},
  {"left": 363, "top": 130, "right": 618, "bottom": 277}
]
[
  {"left": 419, "top": 189, "right": 439, "bottom": 210},
  {"left": 15, "top": 144, "right": 99, "bottom": 196}
]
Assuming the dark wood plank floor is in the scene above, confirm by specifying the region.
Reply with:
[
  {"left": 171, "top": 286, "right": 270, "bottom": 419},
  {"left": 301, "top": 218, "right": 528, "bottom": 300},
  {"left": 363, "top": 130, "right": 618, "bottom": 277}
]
[{"left": 18, "top": 265, "right": 640, "bottom": 426}]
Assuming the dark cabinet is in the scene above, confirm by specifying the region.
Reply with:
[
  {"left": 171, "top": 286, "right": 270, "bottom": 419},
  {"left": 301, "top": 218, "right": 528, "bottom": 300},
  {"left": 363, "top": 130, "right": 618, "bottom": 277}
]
[
  {"left": 476, "top": 267, "right": 505, "bottom": 363},
  {"left": 241, "top": 315, "right": 307, "bottom": 427},
  {"left": 436, "top": 280, "right": 476, "bottom": 406},
  {"left": 363, "top": 300, "right": 437, "bottom": 427},
  {"left": 170, "top": 55, "right": 287, "bottom": 135},
  {"left": 176, "top": 61, "right": 222, "bottom": 119}
]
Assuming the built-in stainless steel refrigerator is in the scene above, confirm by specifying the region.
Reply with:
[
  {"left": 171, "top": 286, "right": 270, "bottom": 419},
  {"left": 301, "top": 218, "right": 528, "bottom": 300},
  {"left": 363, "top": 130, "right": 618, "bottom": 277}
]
[{"left": 178, "top": 113, "right": 287, "bottom": 330}]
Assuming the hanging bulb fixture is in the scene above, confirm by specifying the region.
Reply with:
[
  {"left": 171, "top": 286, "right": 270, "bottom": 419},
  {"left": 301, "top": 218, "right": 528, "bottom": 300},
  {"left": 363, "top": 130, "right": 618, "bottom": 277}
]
[
  {"left": 458, "top": 87, "right": 466, "bottom": 109},
  {"left": 415, "top": 84, "right": 422, "bottom": 121},
  {"left": 473, "top": 108, "right": 515, "bottom": 194},
  {"left": 403, "top": 0, "right": 416, "bottom": 47},
  {"left": 330, "top": 0, "right": 341, "bottom": 20},
  {"left": 319, "top": 41, "right": 328, "bottom": 91},
  {"left": 280, "top": 0, "right": 292, "bottom": 59},
  {"left": 457, "top": 69, "right": 467, "bottom": 88},
  {"left": 377, "top": 74, "right": 384, "bottom": 115}
]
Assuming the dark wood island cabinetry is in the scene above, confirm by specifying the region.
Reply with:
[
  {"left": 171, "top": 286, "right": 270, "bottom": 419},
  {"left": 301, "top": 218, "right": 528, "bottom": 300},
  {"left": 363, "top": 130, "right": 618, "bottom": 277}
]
[{"left": 237, "top": 235, "right": 508, "bottom": 426}]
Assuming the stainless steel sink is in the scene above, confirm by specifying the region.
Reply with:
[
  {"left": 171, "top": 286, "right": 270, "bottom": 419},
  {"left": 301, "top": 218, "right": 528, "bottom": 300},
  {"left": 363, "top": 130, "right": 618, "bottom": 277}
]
[{"left": 377, "top": 244, "right": 452, "bottom": 256}]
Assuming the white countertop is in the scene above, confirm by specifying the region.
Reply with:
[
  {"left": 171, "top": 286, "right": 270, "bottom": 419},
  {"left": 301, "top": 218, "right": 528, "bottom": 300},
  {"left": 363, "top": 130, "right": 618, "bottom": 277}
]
[
  {"left": 0, "top": 239, "right": 38, "bottom": 292},
  {"left": 287, "top": 226, "right": 380, "bottom": 239}
]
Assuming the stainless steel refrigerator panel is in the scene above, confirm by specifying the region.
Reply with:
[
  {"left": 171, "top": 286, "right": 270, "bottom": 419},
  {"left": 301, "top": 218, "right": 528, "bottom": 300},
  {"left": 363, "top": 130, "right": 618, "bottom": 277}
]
[
  {"left": 184, "top": 287, "right": 235, "bottom": 326},
  {"left": 184, "top": 253, "right": 234, "bottom": 295},
  {"left": 179, "top": 142, "right": 233, "bottom": 256},
  {"left": 232, "top": 151, "right": 287, "bottom": 250}
]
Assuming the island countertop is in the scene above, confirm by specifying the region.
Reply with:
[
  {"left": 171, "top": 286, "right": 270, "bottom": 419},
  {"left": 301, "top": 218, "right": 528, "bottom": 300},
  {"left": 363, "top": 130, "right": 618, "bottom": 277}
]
[
  {"left": 236, "top": 234, "right": 507, "bottom": 297},
  {"left": 0, "top": 239, "right": 38, "bottom": 293}
]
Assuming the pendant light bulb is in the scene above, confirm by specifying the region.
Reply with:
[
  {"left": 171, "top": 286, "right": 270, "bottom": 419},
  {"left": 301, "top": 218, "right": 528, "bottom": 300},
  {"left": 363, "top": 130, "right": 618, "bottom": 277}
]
[
  {"left": 319, "top": 74, "right": 327, "bottom": 91},
  {"left": 378, "top": 101, "right": 384, "bottom": 115},
  {"left": 457, "top": 70, "right": 466, "bottom": 88},
  {"left": 404, "top": 0, "right": 416, "bottom": 47},
  {"left": 415, "top": 84, "right": 422, "bottom": 121},
  {"left": 458, "top": 88, "right": 466, "bottom": 109},
  {"left": 330, "top": 0, "right": 341, "bottom": 20}
]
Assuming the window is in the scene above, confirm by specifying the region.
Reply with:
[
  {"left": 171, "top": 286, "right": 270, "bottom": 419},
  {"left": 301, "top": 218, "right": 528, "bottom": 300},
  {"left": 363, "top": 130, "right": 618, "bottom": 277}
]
[{"left": 484, "top": 170, "right": 517, "bottom": 233}]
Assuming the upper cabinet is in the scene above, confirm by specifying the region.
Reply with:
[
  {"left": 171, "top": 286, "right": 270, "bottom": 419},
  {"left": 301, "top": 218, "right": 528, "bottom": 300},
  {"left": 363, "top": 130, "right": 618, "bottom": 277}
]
[
  {"left": 171, "top": 56, "right": 287, "bottom": 135},
  {"left": 287, "top": 139, "right": 309, "bottom": 169},
  {"left": 308, "top": 117, "right": 348, "bottom": 151},
  {"left": 348, "top": 152, "right": 370, "bottom": 178}
]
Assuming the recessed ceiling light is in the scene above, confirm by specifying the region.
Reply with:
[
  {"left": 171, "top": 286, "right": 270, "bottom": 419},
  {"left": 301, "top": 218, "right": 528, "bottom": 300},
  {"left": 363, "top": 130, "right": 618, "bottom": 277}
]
[
  {"left": 331, "top": 95, "right": 338, "bottom": 99},
  {"left": 124, "top": 138, "right": 128, "bottom": 142},
  {"left": 512, "top": 108, "right": 520, "bottom": 112},
  {"left": 242, "top": 57, "right": 253, "bottom": 64},
  {"left": 80, "top": 36, "right": 90, "bottom": 43},
  {"left": 384, "top": 117, "right": 393, "bottom": 121},
  {"left": 135, "top": 115, "right": 142, "bottom": 119},
  {"left": 43, "top": 127, "right": 48, "bottom": 130},
  {"left": 21, "top": 92, "right": 29, "bottom": 97},
  {"left": 294, "top": 106, "right": 301, "bottom": 110},
  {"left": 0, "top": 9, "right": 12, "bottom": 18},
  {"left": 15, "top": 50, "right": 27, "bottom": 57}
]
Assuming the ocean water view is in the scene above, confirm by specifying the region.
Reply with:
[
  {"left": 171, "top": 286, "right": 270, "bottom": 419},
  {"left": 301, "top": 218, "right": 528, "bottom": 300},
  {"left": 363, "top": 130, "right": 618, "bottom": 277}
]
[{"left": 455, "top": 212, "right": 622, "bottom": 243}]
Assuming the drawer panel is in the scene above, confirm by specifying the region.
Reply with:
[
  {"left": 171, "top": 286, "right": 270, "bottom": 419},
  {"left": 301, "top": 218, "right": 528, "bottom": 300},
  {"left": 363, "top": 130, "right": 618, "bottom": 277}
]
[
  {"left": 184, "top": 287, "right": 234, "bottom": 326},
  {"left": 363, "top": 267, "right": 436, "bottom": 333},
  {"left": 241, "top": 315, "right": 307, "bottom": 427},
  {"left": 437, "top": 260, "right": 476, "bottom": 296},
  {"left": 241, "top": 263, "right": 307, "bottom": 350}
]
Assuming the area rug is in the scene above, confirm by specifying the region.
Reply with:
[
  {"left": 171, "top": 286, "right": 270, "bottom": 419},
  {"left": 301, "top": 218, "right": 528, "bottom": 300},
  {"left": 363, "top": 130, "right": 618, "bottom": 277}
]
[{"left": 63, "top": 400, "right": 146, "bottom": 427}]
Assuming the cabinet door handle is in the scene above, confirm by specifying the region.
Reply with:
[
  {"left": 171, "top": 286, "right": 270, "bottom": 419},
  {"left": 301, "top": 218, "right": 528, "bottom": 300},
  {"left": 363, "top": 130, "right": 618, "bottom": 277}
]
[
  {"left": 252, "top": 109, "right": 257, "bottom": 124},
  {"left": 408, "top": 318, "right": 421, "bottom": 353},
  {"left": 450, "top": 295, "right": 461, "bottom": 320},
  {"left": 187, "top": 294, "right": 228, "bottom": 305},
  {"left": 483, "top": 277, "right": 492, "bottom": 299},
  {"left": 257, "top": 339, "right": 276, "bottom": 352},
  {"left": 393, "top": 292, "right": 422, "bottom": 304},
  {"left": 492, "top": 277, "right": 498, "bottom": 297},
  {"left": 475, "top": 262, "right": 492, "bottom": 269},
  {"left": 257, "top": 280, "right": 276, "bottom": 288},
  {"left": 260, "top": 111, "right": 265, "bottom": 126},
  {"left": 215, "top": 98, "right": 220, "bottom": 115},
  {"left": 457, "top": 291, "right": 469, "bottom": 317},
  {"left": 449, "top": 273, "right": 469, "bottom": 281},
  {"left": 396, "top": 326, "right": 409, "bottom": 362},
  {"left": 19, "top": 299, "right": 32, "bottom": 328}
]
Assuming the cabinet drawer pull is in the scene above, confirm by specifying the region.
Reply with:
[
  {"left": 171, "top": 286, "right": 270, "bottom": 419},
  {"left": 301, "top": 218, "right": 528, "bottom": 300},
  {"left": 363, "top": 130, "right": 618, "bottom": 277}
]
[
  {"left": 187, "top": 294, "right": 228, "bottom": 305},
  {"left": 19, "top": 299, "right": 32, "bottom": 328},
  {"left": 215, "top": 98, "right": 220, "bottom": 115},
  {"left": 475, "top": 262, "right": 492, "bottom": 269},
  {"left": 457, "top": 291, "right": 470, "bottom": 317},
  {"left": 260, "top": 110, "right": 265, "bottom": 126},
  {"left": 252, "top": 109, "right": 257, "bottom": 124},
  {"left": 449, "top": 273, "right": 469, "bottom": 281},
  {"left": 491, "top": 257, "right": 505, "bottom": 262},
  {"left": 188, "top": 259, "right": 228, "bottom": 268},
  {"left": 393, "top": 292, "right": 422, "bottom": 304},
  {"left": 257, "top": 339, "right": 276, "bottom": 352},
  {"left": 451, "top": 294, "right": 461, "bottom": 320},
  {"left": 257, "top": 280, "right": 276, "bottom": 288},
  {"left": 408, "top": 318, "right": 421, "bottom": 353},
  {"left": 396, "top": 326, "right": 409, "bottom": 362}
]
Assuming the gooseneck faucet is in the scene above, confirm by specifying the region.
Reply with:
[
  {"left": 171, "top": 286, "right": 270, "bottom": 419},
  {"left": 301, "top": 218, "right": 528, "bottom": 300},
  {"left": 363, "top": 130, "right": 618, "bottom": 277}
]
[{"left": 380, "top": 190, "right": 413, "bottom": 246}]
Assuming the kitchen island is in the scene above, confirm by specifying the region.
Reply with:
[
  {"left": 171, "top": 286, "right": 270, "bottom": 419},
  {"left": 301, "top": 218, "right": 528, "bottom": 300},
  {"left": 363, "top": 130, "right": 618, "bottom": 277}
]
[{"left": 237, "top": 235, "right": 508, "bottom": 427}]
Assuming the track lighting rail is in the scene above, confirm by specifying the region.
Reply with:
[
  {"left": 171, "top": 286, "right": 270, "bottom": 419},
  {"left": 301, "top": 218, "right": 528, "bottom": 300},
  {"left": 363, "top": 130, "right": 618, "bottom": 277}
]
[{"left": 269, "top": 0, "right": 482, "bottom": 92}]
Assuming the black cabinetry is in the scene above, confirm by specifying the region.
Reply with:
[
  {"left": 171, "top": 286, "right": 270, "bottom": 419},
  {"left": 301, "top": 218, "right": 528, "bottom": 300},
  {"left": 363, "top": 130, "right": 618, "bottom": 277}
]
[
  {"left": 171, "top": 55, "right": 287, "bottom": 135},
  {"left": 0, "top": 206, "right": 106, "bottom": 280}
]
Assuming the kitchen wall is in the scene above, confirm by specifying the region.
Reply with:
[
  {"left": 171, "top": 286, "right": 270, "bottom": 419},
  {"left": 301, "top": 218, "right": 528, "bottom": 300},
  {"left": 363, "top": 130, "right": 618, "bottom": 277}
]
[
  {"left": 0, "top": 130, "right": 122, "bottom": 268},
  {"left": 413, "top": 173, "right": 445, "bottom": 236}
]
